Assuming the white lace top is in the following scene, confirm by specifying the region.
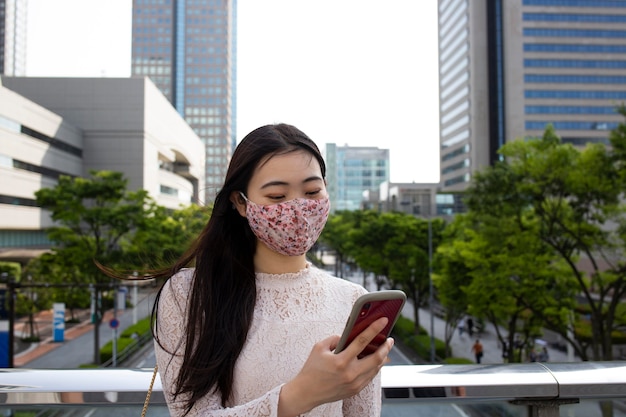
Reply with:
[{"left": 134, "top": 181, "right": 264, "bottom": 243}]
[{"left": 154, "top": 264, "right": 382, "bottom": 416}]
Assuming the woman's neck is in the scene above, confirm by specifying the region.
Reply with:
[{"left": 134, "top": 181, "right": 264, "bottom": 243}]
[{"left": 253, "top": 243, "right": 308, "bottom": 274}]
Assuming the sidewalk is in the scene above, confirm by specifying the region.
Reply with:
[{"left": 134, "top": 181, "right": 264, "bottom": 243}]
[
  {"left": 13, "top": 309, "right": 114, "bottom": 367},
  {"left": 12, "top": 287, "right": 157, "bottom": 368},
  {"left": 342, "top": 271, "right": 572, "bottom": 364}
]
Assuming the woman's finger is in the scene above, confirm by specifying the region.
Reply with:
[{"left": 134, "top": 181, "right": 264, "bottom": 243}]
[{"left": 342, "top": 317, "right": 389, "bottom": 358}]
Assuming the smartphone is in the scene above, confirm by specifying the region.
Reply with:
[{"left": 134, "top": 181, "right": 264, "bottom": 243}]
[{"left": 334, "top": 290, "right": 406, "bottom": 358}]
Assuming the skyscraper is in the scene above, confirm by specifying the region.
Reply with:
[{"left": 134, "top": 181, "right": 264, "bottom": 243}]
[
  {"left": 131, "top": 0, "right": 236, "bottom": 204},
  {"left": 0, "top": 0, "right": 28, "bottom": 76},
  {"left": 438, "top": 0, "right": 626, "bottom": 192}
]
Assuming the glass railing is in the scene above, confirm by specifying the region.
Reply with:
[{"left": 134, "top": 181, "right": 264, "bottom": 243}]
[{"left": 2, "top": 362, "right": 626, "bottom": 416}]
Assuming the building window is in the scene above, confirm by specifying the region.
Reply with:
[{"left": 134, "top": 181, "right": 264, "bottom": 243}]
[
  {"left": 523, "top": 13, "right": 626, "bottom": 23},
  {"left": 525, "top": 106, "right": 620, "bottom": 115},
  {"left": 20, "top": 125, "right": 82, "bottom": 157},
  {"left": 523, "top": 28, "right": 626, "bottom": 38},
  {"left": 525, "top": 74, "right": 626, "bottom": 84},
  {"left": 524, "top": 59, "right": 626, "bottom": 69},
  {"left": 525, "top": 90, "right": 626, "bottom": 99},
  {"left": 525, "top": 121, "right": 620, "bottom": 130},
  {"left": 523, "top": 0, "right": 626, "bottom": 8},
  {"left": 0, "top": 194, "right": 38, "bottom": 207},
  {"left": 160, "top": 185, "right": 179, "bottom": 196}
]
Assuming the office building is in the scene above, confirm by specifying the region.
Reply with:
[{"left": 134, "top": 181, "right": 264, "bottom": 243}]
[
  {"left": 376, "top": 182, "right": 438, "bottom": 216},
  {"left": 438, "top": 0, "right": 626, "bottom": 192},
  {"left": 0, "top": 76, "right": 205, "bottom": 263},
  {"left": 362, "top": 181, "right": 465, "bottom": 219},
  {"left": 131, "top": 0, "right": 237, "bottom": 203},
  {"left": 325, "top": 144, "right": 390, "bottom": 212},
  {"left": 0, "top": 0, "right": 28, "bottom": 76}
]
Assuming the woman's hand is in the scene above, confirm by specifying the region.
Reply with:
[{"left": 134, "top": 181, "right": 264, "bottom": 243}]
[{"left": 278, "top": 317, "right": 394, "bottom": 417}]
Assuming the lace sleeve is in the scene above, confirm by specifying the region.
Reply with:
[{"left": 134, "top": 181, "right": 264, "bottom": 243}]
[
  {"left": 342, "top": 371, "right": 382, "bottom": 416},
  {"left": 154, "top": 272, "right": 283, "bottom": 417}
]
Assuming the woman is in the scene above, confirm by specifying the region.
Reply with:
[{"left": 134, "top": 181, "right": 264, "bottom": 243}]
[{"left": 151, "top": 124, "right": 393, "bottom": 416}]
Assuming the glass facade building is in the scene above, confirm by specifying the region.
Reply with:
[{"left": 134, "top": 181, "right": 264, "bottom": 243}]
[
  {"left": 0, "top": 0, "right": 28, "bottom": 76},
  {"left": 131, "top": 0, "right": 236, "bottom": 203},
  {"left": 325, "top": 144, "right": 390, "bottom": 212},
  {"left": 438, "top": 0, "right": 626, "bottom": 192}
]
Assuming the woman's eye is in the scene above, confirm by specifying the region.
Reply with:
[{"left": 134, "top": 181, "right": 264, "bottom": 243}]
[
  {"left": 267, "top": 195, "right": 285, "bottom": 201},
  {"left": 306, "top": 190, "right": 321, "bottom": 197}
]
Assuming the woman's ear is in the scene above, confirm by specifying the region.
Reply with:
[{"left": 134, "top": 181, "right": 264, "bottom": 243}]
[{"left": 230, "top": 191, "right": 247, "bottom": 217}]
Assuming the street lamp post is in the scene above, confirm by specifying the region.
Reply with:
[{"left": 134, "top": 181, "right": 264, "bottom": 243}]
[
  {"left": 428, "top": 208, "right": 435, "bottom": 363},
  {"left": 132, "top": 272, "right": 138, "bottom": 325},
  {"left": 112, "top": 284, "right": 118, "bottom": 367}
]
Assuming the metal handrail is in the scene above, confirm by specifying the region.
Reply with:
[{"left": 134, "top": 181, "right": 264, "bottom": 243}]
[{"left": 2, "top": 361, "right": 626, "bottom": 406}]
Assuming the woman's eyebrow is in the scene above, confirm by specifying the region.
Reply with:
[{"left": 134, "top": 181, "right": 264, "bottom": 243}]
[
  {"left": 260, "top": 176, "right": 323, "bottom": 189},
  {"left": 260, "top": 180, "right": 288, "bottom": 189},
  {"left": 303, "top": 175, "right": 324, "bottom": 183}
]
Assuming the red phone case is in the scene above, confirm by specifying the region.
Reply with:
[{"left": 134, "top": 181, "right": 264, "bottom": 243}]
[{"left": 335, "top": 290, "right": 406, "bottom": 358}]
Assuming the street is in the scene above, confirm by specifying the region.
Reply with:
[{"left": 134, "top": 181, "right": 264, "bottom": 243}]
[{"left": 14, "top": 285, "right": 157, "bottom": 368}]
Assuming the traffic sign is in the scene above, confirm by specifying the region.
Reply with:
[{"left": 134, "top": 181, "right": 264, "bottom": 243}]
[{"left": 109, "top": 318, "right": 120, "bottom": 329}]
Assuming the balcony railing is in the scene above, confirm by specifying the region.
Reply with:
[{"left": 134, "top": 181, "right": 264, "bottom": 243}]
[{"left": 2, "top": 361, "right": 626, "bottom": 417}]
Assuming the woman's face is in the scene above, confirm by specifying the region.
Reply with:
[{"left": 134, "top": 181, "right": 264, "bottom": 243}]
[{"left": 241, "top": 150, "right": 327, "bottom": 207}]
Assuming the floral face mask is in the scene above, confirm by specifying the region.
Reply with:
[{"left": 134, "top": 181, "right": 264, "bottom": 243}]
[{"left": 240, "top": 192, "right": 331, "bottom": 256}]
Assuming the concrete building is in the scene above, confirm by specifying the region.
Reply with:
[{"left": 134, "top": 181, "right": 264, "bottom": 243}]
[
  {"left": 377, "top": 182, "right": 438, "bottom": 216},
  {"left": 438, "top": 0, "right": 626, "bottom": 192},
  {"left": 0, "top": 76, "right": 205, "bottom": 262},
  {"left": 0, "top": 78, "right": 81, "bottom": 256},
  {"left": 131, "top": 0, "right": 237, "bottom": 203},
  {"left": 325, "top": 143, "right": 390, "bottom": 212},
  {"left": 0, "top": 0, "right": 28, "bottom": 76},
  {"left": 362, "top": 181, "right": 465, "bottom": 219}
]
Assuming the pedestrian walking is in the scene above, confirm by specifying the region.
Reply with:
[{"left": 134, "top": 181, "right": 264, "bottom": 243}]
[
  {"left": 471, "top": 339, "right": 484, "bottom": 364},
  {"left": 467, "top": 317, "right": 474, "bottom": 337},
  {"left": 457, "top": 318, "right": 466, "bottom": 337}
]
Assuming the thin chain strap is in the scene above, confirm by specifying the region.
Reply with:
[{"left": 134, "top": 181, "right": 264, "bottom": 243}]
[{"left": 141, "top": 365, "right": 159, "bottom": 417}]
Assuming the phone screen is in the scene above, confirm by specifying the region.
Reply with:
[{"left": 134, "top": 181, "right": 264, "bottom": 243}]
[{"left": 335, "top": 290, "right": 406, "bottom": 358}]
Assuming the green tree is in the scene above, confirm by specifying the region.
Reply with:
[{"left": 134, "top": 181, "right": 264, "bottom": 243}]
[
  {"left": 348, "top": 211, "right": 393, "bottom": 290},
  {"left": 384, "top": 213, "right": 445, "bottom": 334},
  {"left": 35, "top": 170, "right": 155, "bottom": 364},
  {"left": 121, "top": 203, "right": 211, "bottom": 270},
  {"left": 23, "top": 254, "right": 89, "bottom": 322},
  {"left": 35, "top": 170, "right": 154, "bottom": 277},
  {"left": 320, "top": 210, "right": 359, "bottom": 278},
  {"left": 0, "top": 262, "right": 21, "bottom": 279},
  {"left": 464, "top": 120, "right": 626, "bottom": 361},
  {"left": 433, "top": 216, "right": 472, "bottom": 357},
  {"left": 323, "top": 210, "right": 447, "bottom": 335}
]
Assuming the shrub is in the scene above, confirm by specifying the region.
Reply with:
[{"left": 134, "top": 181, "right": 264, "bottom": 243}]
[
  {"left": 99, "top": 317, "right": 152, "bottom": 364},
  {"left": 120, "top": 317, "right": 151, "bottom": 339},
  {"left": 393, "top": 316, "right": 427, "bottom": 339},
  {"left": 0, "top": 262, "right": 21, "bottom": 279},
  {"left": 405, "top": 334, "right": 446, "bottom": 360},
  {"left": 100, "top": 337, "right": 136, "bottom": 363}
]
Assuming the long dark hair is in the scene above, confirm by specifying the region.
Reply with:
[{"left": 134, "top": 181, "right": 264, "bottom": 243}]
[{"left": 152, "top": 123, "right": 326, "bottom": 413}]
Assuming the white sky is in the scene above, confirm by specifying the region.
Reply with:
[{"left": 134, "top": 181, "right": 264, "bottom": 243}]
[{"left": 25, "top": 0, "right": 440, "bottom": 183}]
